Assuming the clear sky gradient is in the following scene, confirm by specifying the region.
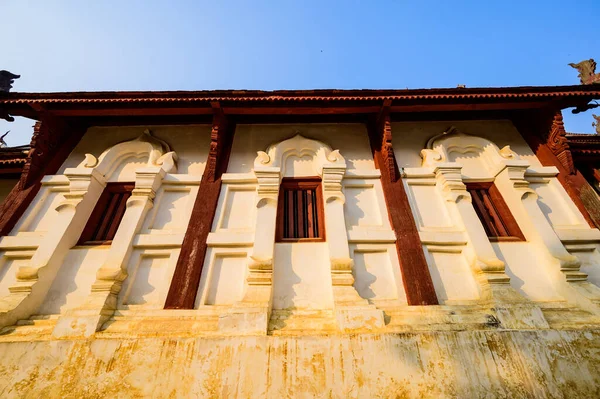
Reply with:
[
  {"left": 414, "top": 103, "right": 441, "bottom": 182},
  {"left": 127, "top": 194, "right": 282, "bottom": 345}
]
[{"left": 2, "top": 0, "right": 599, "bottom": 146}]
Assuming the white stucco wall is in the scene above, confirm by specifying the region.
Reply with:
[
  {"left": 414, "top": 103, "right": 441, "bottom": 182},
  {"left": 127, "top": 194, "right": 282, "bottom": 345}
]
[
  {"left": 0, "top": 119, "right": 597, "bottom": 340},
  {"left": 0, "top": 120, "right": 599, "bottom": 397},
  {"left": 273, "top": 242, "right": 334, "bottom": 310}
]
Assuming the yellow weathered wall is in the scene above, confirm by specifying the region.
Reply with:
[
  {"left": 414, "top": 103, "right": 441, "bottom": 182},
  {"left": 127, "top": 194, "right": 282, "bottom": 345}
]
[{"left": 0, "top": 330, "right": 599, "bottom": 398}]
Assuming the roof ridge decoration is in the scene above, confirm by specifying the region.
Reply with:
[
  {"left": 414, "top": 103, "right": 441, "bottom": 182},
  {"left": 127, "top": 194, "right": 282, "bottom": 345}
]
[
  {"left": 569, "top": 59, "right": 600, "bottom": 85},
  {"left": 593, "top": 114, "right": 600, "bottom": 135},
  {"left": 0, "top": 131, "right": 9, "bottom": 148},
  {"left": 0, "top": 70, "right": 19, "bottom": 93}
]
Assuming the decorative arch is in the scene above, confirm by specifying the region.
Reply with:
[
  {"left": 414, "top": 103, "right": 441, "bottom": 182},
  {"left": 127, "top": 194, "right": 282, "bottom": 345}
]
[
  {"left": 421, "top": 126, "right": 523, "bottom": 179},
  {"left": 78, "top": 129, "right": 178, "bottom": 178},
  {"left": 254, "top": 133, "right": 345, "bottom": 177}
]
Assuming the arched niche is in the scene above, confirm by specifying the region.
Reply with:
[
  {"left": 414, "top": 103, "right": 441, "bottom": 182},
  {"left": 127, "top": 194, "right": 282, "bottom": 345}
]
[
  {"left": 77, "top": 129, "right": 178, "bottom": 180},
  {"left": 421, "top": 126, "right": 525, "bottom": 179},
  {"left": 254, "top": 133, "right": 345, "bottom": 178}
]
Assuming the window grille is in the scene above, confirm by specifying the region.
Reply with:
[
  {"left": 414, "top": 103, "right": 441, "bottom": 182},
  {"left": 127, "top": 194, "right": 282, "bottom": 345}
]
[
  {"left": 78, "top": 182, "right": 134, "bottom": 245},
  {"left": 465, "top": 182, "right": 525, "bottom": 241},
  {"left": 276, "top": 177, "right": 325, "bottom": 242}
]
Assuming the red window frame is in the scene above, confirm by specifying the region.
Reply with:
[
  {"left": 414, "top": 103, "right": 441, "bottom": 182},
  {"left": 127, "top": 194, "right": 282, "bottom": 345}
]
[
  {"left": 78, "top": 182, "right": 135, "bottom": 245},
  {"left": 276, "top": 177, "right": 325, "bottom": 242},
  {"left": 465, "top": 182, "right": 525, "bottom": 242}
]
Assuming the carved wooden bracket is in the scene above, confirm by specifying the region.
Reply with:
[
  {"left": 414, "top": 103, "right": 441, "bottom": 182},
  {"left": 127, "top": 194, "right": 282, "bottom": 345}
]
[
  {"left": 203, "top": 110, "right": 231, "bottom": 184},
  {"left": 379, "top": 111, "right": 399, "bottom": 182},
  {"left": 547, "top": 112, "right": 576, "bottom": 175}
]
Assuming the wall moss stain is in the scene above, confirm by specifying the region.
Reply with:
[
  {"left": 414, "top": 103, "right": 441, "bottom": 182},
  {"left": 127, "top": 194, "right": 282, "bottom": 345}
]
[{"left": 1, "top": 330, "right": 597, "bottom": 398}]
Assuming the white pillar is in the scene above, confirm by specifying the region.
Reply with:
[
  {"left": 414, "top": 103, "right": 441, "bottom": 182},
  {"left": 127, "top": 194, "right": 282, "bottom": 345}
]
[
  {"left": 239, "top": 167, "right": 279, "bottom": 306},
  {"left": 322, "top": 163, "right": 364, "bottom": 304},
  {"left": 220, "top": 167, "right": 280, "bottom": 334},
  {"left": 322, "top": 163, "right": 384, "bottom": 331}
]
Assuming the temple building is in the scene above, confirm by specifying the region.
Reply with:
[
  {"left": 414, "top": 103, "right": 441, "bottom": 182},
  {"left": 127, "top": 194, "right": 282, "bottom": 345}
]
[{"left": 0, "top": 84, "right": 600, "bottom": 397}]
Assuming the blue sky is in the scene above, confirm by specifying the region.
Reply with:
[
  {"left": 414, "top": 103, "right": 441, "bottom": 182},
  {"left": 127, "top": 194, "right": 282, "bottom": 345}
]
[{"left": 1, "top": 0, "right": 599, "bottom": 146}]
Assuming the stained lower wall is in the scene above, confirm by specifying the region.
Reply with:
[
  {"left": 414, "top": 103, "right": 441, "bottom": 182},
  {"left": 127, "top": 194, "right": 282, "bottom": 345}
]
[{"left": 1, "top": 330, "right": 599, "bottom": 398}]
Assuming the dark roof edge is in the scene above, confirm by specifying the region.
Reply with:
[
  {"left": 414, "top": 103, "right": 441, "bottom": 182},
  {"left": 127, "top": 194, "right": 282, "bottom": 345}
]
[{"left": 2, "top": 84, "right": 600, "bottom": 103}]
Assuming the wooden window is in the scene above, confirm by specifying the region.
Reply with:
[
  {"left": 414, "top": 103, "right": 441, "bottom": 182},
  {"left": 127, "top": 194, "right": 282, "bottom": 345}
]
[
  {"left": 276, "top": 177, "right": 325, "bottom": 242},
  {"left": 465, "top": 182, "right": 525, "bottom": 242},
  {"left": 78, "top": 182, "right": 135, "bottom": 245}
]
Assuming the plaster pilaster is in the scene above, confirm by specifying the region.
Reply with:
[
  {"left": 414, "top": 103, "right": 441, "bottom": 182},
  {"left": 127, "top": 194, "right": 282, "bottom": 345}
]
[{"left": 0, "top": 168, "right": 106, "bottom": 329}]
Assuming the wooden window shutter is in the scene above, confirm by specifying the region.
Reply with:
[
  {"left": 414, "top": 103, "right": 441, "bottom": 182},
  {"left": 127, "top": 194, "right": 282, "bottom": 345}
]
[
  {"left": 276, "top": 177, "right": 325, "bottom": 242},
  {"left": 78, "top": 182, "right": 135, "bottom": 245},
  {"left": 465, "top": 182, "right": 525, "bottom": 242}
]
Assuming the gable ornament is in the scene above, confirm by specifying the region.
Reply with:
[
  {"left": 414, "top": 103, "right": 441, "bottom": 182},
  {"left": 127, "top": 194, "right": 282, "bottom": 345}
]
[{"left": 569, "top": 59, "right": 600, "bottom": 85}]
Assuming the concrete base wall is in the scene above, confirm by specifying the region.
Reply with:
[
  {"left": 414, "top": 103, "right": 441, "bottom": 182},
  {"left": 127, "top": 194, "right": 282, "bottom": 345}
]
[{"left": 1, "top": 330, "right": 599, "bottom": 398}]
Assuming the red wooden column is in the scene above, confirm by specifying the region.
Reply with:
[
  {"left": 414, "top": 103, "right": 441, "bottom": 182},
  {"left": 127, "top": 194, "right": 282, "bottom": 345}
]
[
  {"left": 164, "top": 110, "right": 235, "bottom": 309},
  {"left": 514, "top": 110, "right": 600, "bottom": 229},
  {"left": 0, "top": 116, "right": 85, "bottom": 236},
  {"left": 367, "top": 110, "right": 438, "bottom": 306}
]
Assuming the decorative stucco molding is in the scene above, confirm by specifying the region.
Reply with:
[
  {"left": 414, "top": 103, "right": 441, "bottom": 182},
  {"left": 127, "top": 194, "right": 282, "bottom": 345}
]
[
  {"left": 254, "top": 133, "right": 346, "bottom": 177},
  {"left": 78, "top": 129, "right": 178, "bottom": 177},
  {"left": 421, "top": 126, "right": 527, "bottom": 175}
]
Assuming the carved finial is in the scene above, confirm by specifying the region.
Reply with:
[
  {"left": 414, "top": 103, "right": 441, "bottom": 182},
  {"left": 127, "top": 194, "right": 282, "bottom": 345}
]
[
  {"left": 420, "top": 148, "right": 443, "bottom": 166},
  {"left": 326, "top": 149, "right": 342, "bottom": 163},
  {"left": 79, "top": 153, "right": 98, "bottom": 168},
  {"left": 255, "top": 151, "right": 271, "bottom": 167},
  {"left": 499, "top": 145, "right": 518, "bottom": 159},
  {"left": 569, "top": 59, "right": 600, "bottom": 84},
  {"left": 0, "top": 131, "right": 9, "bottom": 148},
  {"left": 593, "top": 114, "right": 600, "bottom": 135},
  {"left": 0, "top": 71, "right": 19, "bottom": 93},
  {"left": 444, "top": 126, "right": 461, "bottom": 136}
]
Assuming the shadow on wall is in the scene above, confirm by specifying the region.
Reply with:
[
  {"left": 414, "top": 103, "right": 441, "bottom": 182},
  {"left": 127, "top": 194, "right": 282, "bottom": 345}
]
[
  {"left": 269, "top": 245, "right": 301, "bottom": 332},
  {"left": 424, "top": 254, "right": 448, "bottom": 303},
  {"left": 343, "top": 186, "right": 379, "bottom": 301},
  {"left": 37, "top": 248, "right": 110, "bottom": 316},
  {"left": 535, "top": 198, "right": 555, "bottom": 228},
  {"left": 351, "top": 257, "right": 377, "bottom": 301},
  {"left": 272, "top": 244, "right": 301, "bottom": 311},
  {"left": 343, "top": 186, "right": 365, "bottom": 227},
  {"left": 490, "top": 244, "right": 526, "bottom": 294},
  {"left": 124, "top": 261, "right": 157, "bottom": 306}
]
